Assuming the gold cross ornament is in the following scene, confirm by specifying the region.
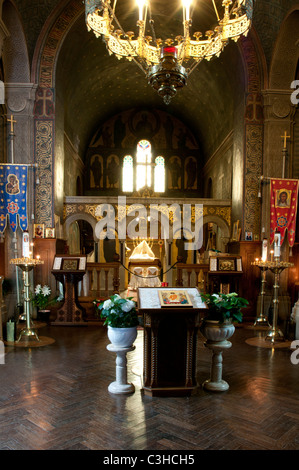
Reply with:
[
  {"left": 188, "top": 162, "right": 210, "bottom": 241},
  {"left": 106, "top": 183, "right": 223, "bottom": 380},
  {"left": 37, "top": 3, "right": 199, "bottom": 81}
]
[
  {"left": 7, "top": 114, "right": 16, "bottom": 133},
  {"left": 281, "top": 130, "right": 290, "bottom": 149}
]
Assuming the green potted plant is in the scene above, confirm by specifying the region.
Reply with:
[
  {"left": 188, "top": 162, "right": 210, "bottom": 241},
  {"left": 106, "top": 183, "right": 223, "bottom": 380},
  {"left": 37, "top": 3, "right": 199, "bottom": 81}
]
[
  {"left": 201, "top": 292, "right": 248, "bottom": 324},
  {"left": 94, "top": 294, "right": 139, "bottom": 347},
  {"left": 200, "top": 291, "right": 248, "bottom": 342}
]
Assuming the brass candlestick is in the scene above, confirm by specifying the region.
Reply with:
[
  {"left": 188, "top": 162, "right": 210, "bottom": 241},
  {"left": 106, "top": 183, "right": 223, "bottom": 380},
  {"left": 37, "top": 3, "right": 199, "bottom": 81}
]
[
  {"left": 252, "top": 259, "right": 293, "bottom": 343},
  {"left": 10, "top": 257, "right": 44, "bottom": 342},
  {"left": 266, "top": 260, "right": 293, "bottom": 343},
  {"left": 251, "top": 262, "right": 269, "bottom": 327}
]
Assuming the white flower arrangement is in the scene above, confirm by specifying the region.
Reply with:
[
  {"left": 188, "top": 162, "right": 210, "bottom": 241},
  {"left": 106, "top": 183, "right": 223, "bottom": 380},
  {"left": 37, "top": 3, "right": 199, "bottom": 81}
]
[
  {"left": 94, "top": 294, "right": 138, "bottom": 328},
  {"left": 31, "top": 284, "right": 52, "bottom": 310}
]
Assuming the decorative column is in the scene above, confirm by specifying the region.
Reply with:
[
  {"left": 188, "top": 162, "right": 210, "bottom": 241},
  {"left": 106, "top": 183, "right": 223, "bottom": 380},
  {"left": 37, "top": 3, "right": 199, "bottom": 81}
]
[
  {"left": 106, "top": 344, "right": 136, "bottom": 394},
  {"left": 239, "top": 35, "right": 264, "bottom": 242},
  {"left": 33, "top": 86, "right": 55, "bottom": 228}
]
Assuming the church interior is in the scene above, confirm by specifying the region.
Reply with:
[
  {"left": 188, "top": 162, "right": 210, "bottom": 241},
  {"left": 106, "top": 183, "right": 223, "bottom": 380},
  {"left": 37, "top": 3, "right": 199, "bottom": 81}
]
[{"left": 0, "top": 0, "right": 299, "bottom": 452}]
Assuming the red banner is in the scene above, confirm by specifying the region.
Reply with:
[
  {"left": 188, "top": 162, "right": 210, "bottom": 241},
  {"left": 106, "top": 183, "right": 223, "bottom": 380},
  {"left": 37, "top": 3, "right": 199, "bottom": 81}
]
[{"left": 270, "top": 178, "right": 299, "bottom": 247}]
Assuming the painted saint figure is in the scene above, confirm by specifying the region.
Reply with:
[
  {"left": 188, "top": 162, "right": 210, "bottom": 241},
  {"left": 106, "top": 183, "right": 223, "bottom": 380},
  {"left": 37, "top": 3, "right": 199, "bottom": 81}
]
[
  {"left": 169, "top": 157, "right": 181, "bottom": 189},
  {"left": 107, "top": 156, "right": 119, "bottom": 188},
  {"left": 6, "top": 174, "right": 20, "bottom": 195},
  {"left": 90, "top": 156, "right": 102, "bottom": 188},
  {"left": 276, "top": 190, "right": 290, "bottom": 208},
  {"left": 186, "top": 158, "right": 197, "bottom": 189}
]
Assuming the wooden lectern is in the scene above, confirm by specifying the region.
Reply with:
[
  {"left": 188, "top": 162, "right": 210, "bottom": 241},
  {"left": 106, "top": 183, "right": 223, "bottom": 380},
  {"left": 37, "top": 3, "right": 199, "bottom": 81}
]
[
  {"left": 51, "top": 255, "right": 87, "bottom": 325},
  {"left": 208, "top": 255, "right": 243, "bottom": 294},
  {"left": 137, "top": 287, "right": 207, "bottom": 397}
]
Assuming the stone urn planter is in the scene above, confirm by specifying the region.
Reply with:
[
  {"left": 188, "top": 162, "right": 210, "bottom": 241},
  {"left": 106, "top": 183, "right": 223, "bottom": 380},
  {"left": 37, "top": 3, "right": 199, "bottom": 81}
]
[
  {"left": 200, "top": 319, "right": 235, "bottom": 343},
  {"left": 200, "top": 319, "right": 235, "bottom": 392},
  {"left": 107, "top": 325, "right": 138, "bottom": 348}
]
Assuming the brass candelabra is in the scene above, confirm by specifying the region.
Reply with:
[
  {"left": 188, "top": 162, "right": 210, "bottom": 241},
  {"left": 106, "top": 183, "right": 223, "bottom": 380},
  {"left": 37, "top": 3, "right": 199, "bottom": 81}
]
[
  {"left": 252, "top": 258, "right": 293, "bottom": 343},
  {"left": 251, "top": 261, "right": 269, "bottom": 327},
  {"left": 10, "top": 257, "right": 44, "bottom": 342}
]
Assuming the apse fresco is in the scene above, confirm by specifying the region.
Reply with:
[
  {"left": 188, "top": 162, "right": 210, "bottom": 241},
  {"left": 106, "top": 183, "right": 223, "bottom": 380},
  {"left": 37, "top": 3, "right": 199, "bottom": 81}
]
[{"left": 85, "top": 108, "right": 201, "bottom": 197}]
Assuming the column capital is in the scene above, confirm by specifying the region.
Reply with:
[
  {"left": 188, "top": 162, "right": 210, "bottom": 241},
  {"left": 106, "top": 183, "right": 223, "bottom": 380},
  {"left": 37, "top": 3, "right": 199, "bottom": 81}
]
[
  {"left": 262, "top": 89, "right": 296, "bottom": 121},
  {"left": 5, "top": 83, "right": 38, "bottom": 114}
]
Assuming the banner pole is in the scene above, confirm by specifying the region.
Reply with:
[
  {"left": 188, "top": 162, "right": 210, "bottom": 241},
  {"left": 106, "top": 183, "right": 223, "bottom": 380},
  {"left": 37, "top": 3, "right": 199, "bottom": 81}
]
[{"left": 6, "top": 115, "right": 22, "bottom": 306}]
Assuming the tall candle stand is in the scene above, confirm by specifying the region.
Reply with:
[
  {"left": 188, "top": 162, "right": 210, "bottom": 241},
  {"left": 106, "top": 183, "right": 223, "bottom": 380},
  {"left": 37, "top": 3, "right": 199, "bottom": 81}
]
[
  {"left": 251, "top": 261, "right": 269, "bottom": 327},
  {"left": 266, "top": 259, "right": 293, "bottom": 343},
  {"left": 10, "top": 257, "right": 44, "bottom": 342},
  {"left": 252, "top": 259, "right": 293, "bottom": 343}
]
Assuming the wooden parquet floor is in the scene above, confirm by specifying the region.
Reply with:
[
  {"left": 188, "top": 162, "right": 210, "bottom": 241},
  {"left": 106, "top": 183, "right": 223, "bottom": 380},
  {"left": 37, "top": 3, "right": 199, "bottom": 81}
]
[{"left": 1, "top": 323, "right": 299, "bottom": 453}]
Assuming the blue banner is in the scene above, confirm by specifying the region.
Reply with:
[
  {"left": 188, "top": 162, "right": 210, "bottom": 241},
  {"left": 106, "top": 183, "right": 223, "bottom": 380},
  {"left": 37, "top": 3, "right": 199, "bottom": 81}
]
[{"left": 0, "top": 164, "right": 28, "bottom": 233}]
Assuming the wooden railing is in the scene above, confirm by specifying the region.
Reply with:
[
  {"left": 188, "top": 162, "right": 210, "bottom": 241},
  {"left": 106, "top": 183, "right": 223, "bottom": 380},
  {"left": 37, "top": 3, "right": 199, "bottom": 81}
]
[
  {"left": 176, "top": 262, "right": 209, "bottom": 293},
  {"left": 78, "top": 261, "right": 120, "bottom": 299}
]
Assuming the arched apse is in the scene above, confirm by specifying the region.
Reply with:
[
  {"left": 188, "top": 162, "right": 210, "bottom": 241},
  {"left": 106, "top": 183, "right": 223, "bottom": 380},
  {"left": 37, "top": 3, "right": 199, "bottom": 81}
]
[
  {"left": 64, "top": 213, "right": 98, "bottom": 242},
  {"left": 269, "top": 8, "right": 299, "bottom": 90},
  {"left": 202, "top": 214, "right": 230, "bottom": 253},
  {"left": 2, "top": 0, "right": 30, "bottom": 83}
]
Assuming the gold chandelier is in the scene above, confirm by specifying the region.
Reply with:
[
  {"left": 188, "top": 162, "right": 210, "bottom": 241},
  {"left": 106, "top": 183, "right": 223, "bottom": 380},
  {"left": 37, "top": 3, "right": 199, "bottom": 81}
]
[{"left": 85, "top": 0, "right": 254, "bottom": 104}]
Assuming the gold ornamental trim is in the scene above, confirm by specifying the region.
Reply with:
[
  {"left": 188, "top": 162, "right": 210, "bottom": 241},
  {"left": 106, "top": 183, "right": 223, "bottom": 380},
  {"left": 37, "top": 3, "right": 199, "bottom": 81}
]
[{"left": 63, "top": 202, "right": 231, "bottom": 229}]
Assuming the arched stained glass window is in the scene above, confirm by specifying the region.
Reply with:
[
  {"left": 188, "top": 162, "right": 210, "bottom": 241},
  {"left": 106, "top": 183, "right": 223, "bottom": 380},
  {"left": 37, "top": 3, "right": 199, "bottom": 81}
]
[
  {"left": 136, "top": 140, "right": 152, "bottom": 191},
  {"left": 122, "top": 141, "right": 165, "bottom": 193},
  {"left": 122, "top": 155, "right": 133, "bottom": 192},
  {"left": 154, "top": 156, "right": 165, "bottom": 192}
]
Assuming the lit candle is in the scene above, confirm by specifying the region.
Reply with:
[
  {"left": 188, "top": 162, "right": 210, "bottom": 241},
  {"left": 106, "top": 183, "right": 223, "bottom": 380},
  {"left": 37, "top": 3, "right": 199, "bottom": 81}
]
[
  {"left": 137, "top": 0, "right": 145, "bottom": 21},
  {"left": 270, "top": 250, "right": 274, "bottom": 262},
  {"left": 183, "top": 0, "right": 191, "bottom": 21}
]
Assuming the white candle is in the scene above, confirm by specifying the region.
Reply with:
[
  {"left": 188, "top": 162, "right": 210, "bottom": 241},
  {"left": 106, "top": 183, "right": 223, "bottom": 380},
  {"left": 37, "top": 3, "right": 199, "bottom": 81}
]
[
  {"left": 262, "top": 238, "right": 267, "bottom": 262},
  {"left": 183, "top": 0, "right": 191, "bottom": 21},
  {"left": 137, "top": 0, "right": 145, "bottom": 21},
  {"left": 22, "top": 231, "right": 30, "bottom": 258},
  {"left": 274, "top": 233, "right": 281, "bottom": 258}
]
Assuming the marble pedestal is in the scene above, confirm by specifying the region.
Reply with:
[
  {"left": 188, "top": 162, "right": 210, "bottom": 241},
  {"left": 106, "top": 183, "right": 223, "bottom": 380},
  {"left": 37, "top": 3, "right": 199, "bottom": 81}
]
[{"left": 107, "top": 344, "right": 136, "bottom": 394}]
